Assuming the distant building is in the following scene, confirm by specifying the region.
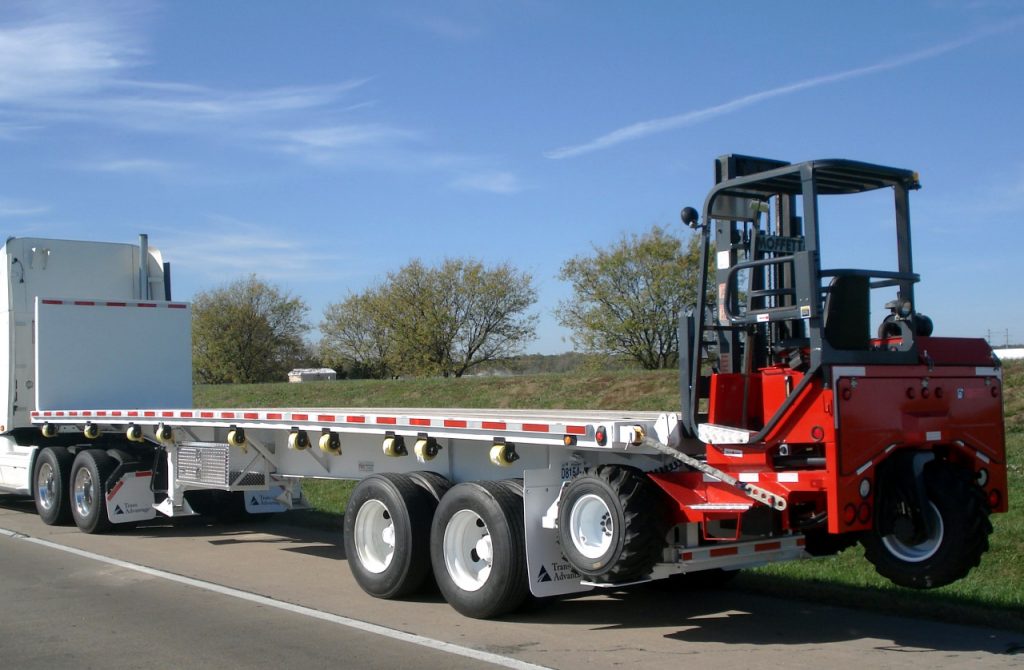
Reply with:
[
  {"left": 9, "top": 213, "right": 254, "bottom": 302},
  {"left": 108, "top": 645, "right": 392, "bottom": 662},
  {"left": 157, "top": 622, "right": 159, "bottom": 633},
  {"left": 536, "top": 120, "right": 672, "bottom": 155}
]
[
  {"left": 993, "top": 348, "right": 1024, "bottom": 361},
  {"left": 288, "top": 368, "right": 337, "bottom": 383}
]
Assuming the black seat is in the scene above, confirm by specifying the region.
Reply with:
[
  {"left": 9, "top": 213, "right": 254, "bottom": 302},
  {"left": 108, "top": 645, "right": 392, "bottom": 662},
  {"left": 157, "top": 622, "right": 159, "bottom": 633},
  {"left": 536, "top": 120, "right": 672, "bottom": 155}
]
[{"left": 823, "top": 275, "right": 870, "bottom": 350}]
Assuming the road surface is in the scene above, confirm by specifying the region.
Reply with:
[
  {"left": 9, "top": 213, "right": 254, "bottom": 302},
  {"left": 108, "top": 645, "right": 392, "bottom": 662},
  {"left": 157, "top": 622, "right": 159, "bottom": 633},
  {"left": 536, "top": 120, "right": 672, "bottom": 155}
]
[{"left": 1, "top": 495, "right": 1020, "bottom": 669}]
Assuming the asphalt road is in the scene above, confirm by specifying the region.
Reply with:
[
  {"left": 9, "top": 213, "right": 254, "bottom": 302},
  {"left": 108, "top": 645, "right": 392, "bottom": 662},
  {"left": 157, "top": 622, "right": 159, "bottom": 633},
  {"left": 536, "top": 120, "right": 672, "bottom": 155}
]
[{"left": 1, "top": 495, "right": 1020, "bottom": 669}]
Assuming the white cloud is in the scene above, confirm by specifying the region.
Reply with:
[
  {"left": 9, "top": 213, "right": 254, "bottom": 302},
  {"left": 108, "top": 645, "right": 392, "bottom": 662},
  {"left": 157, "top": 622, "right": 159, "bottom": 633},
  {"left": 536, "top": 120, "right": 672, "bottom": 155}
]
[
  {"left": 450, "top": 171, "right": 524, "bottom": 194},
  {"left": 81, "top": 158, "right": 176, "bottom": 174},
  {"left": 0, "top": 197, "right": 49, "bottom": 217},
  {"left": 546, "top": 21, "right": 1024, "bottom": 159}
]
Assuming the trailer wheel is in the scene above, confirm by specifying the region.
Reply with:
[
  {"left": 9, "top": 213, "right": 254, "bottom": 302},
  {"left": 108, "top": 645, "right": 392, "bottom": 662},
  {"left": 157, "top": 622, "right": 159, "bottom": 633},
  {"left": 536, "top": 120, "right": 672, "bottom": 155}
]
[
  {"left": 69, "top": 450, "right": 117, "bottom": 534},
  {"left": 862, "top": 461, "right": 992, "bottom": 589},
  {"left": 344, "top": 473, "right": 436, "bottom": 599},
  {"left": 34, "top": 447, "right": 75, "bottom": 525},
  {"left": 557, "top": 465, "right": 664, "bottom": 582},
  {"left": 431, "top": 481, "right": 528, "bottom": 618}
]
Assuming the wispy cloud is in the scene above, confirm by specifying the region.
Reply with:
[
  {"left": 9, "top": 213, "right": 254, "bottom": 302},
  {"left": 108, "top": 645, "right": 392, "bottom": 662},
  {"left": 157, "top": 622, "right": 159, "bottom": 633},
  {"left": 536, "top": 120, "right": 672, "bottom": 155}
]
[
  {"left": 81, "top": 158, "right": 177, "bottom": 174},
  {"left": 153, "top": 215, "right": 350, "bottom": 283},
  {"left": 546, "top": 21, "right": 1024, "bottom": 159},
  {"left": 272, "top": 123, "right": 421, "bottom": 163},
  {"left": 0, "top": 197, "right": 49, "bottom": 217},
  {"left": 450, "top": 171, "right": 524, "bottom": 194}
]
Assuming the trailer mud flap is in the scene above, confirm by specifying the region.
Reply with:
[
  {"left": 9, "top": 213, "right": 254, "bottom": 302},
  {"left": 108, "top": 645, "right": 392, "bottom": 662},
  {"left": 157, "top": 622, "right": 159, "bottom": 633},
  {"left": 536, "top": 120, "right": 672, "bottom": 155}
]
[
  {"left": 524, "top": 467, "right": 592, "bottom": 598},
  {"left": 105, "top": 471, "right": 157, "bottom": 524},
  {"left": 243, "top": 486, "right": 289, "bottom": 514}
]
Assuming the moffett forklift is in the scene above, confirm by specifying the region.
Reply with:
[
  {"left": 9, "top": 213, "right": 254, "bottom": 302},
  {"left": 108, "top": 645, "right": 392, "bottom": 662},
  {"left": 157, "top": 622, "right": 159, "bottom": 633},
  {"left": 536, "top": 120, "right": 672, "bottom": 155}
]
[{"left": 673, "top": 155, "right": 1005, "bottom": 588}]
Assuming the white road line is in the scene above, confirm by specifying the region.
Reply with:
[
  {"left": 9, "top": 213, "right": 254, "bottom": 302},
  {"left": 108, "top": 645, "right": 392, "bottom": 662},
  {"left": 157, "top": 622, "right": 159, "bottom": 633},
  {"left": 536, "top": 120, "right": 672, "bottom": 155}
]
[{"left": 0, "top": 526, "right": 551, "bottom": 670}]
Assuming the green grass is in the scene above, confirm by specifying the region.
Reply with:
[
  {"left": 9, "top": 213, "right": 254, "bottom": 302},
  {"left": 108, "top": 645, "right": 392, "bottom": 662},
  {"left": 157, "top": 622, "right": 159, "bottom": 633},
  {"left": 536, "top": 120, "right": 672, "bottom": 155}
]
[{"left": 196, "top": 363, "right": 1024, "bottom": 630}]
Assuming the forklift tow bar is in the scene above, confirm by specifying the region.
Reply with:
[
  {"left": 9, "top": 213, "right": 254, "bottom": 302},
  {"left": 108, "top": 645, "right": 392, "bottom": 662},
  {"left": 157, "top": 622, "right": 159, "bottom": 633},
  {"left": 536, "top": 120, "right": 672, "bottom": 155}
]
[{"left": 641, "top": 437, "right": 787, "bottom": 511}]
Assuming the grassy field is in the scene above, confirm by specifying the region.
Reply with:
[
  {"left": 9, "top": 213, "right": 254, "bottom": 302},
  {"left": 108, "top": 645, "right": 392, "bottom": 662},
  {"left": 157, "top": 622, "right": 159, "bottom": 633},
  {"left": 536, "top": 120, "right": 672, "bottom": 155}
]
[{"left": 196, "top": 361, "right": 1024, "bottom": 631}]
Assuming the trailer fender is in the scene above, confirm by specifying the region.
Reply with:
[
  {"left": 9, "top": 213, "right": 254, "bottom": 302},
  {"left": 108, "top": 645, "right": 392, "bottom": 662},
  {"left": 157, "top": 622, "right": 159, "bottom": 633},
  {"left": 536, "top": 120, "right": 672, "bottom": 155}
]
[{"left": 523, "top": 467, "right": 591, "bottom": 598}]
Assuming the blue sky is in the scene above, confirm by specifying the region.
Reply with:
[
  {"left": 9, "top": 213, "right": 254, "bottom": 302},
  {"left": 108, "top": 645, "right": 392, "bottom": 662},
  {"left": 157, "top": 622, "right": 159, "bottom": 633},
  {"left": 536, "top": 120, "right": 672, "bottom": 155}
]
[{"left": 2, "top": 1, "right": 1023, "bottom": 353}]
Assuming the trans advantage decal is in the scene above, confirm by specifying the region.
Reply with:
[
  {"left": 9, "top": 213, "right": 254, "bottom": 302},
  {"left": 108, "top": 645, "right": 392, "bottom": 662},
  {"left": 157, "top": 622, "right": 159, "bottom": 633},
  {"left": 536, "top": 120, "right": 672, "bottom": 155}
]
[{"left": 105, "top": 471, "right": 157, "bottom": 524}]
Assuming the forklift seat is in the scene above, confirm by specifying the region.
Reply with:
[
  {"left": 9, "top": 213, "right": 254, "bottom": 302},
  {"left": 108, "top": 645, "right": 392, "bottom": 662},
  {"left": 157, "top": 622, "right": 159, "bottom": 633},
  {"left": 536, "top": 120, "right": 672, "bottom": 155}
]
[{"left": 823, "top": 275, "right": 870, "bottom": 350}]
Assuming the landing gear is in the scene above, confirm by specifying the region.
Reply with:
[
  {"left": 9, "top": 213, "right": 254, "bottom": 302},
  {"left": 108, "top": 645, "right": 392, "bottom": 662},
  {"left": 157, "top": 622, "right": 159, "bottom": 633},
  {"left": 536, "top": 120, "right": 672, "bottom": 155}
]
[
  {"left": 862, "top": 461, "right": 992, "bottom": 589},
  {"left": 557, "top": 465, "right": 664, "bottom": 582}
]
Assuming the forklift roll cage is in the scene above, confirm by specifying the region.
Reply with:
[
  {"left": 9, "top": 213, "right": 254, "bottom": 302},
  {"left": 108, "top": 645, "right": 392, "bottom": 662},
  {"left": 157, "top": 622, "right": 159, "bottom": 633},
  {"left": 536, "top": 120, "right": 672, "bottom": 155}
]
[{"left": 680, "top": 156, "right": 925, "bottom": 439}]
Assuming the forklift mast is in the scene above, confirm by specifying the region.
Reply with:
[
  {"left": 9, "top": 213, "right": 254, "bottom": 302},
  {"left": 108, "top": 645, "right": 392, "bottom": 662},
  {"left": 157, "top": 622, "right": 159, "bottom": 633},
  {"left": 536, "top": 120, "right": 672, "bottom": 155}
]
[{"left": 679, "top": 155, "right": 925, "bottom": 440}]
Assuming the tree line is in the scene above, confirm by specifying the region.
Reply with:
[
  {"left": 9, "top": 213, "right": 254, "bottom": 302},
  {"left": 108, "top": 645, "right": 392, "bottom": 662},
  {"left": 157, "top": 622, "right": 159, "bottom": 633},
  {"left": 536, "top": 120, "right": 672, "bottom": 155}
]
[{"left": 192, "top": 224, "right": 706, "bottom": 384}]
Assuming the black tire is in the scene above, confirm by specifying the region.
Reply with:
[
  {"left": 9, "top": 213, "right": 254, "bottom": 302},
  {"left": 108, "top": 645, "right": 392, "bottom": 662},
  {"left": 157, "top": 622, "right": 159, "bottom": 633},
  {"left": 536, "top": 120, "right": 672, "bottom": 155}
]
[
  {"left": 430, "top": 481, "right": 528, "bottom": 619},
  {"left": 33, "top": 447, "right": 75, "bottom": 525},
  {"left": 408, "top": 471, "right": 452, "bottom": 503},
  {"left": 344, "top": 473, "right": 437, "bottom": 599},
  {"left": 862, "top": 461, "right": 992, "bottom": 589},
  {"left": 69, "top": 450, "right": 117, "bottom": 534},
  {"left": 557, "top": 465, "right": 664, "bottom": 582}
]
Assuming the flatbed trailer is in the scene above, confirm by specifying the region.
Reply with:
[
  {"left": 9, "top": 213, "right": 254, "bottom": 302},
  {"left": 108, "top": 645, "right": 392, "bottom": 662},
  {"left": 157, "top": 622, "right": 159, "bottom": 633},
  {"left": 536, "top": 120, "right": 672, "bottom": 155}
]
[{"left": 0, "top": 156, "right": 1007, "bottom": 619}]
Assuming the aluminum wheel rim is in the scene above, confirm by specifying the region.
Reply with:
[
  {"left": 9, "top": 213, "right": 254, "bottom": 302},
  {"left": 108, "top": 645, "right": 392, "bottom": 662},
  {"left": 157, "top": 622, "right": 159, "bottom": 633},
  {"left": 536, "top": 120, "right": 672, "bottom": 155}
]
[
  {"left": 73, "top": 467, "right": 95, "bottom": 519},
  {"left": 569, "top": 493, "right": 613, "bottom": 559},
  {"left": 882, "top": 501, "right": 944, "bottom": 563},
  {"left": 443, "top": 509, "right": 492, "bottom": 592},
  {"left": 36, "top": 461, "right": 56, "bottom": 511},
  {"left": 354, "top": 499, "right": 395, "bottom": 573}
]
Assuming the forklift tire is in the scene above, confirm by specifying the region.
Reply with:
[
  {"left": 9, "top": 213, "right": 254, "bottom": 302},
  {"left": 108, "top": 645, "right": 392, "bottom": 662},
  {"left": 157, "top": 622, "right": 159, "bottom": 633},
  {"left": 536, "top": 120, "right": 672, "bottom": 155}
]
[
  {"left": 862, "top": 461, "right": 992, "bottom": 589},
  {"left": 431, "top": 481, "right": 528, "bottom": 618},
  {"left": 33, "top": 447, "right": 75, "bottom": 526},
  {"left": 69, "top": 450, "right": 117, "bottom": 534},
  {"left": 345, "top": 473, "right": 437, "bottom": 599},
  {"left": 557, "top": 465, "right": 664, "bottom": 582}
]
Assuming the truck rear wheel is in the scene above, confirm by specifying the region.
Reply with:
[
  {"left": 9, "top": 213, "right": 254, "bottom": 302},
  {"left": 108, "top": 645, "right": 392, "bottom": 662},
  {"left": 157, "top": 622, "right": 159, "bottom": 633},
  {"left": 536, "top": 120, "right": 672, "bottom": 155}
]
[
  {"left": 69, "top": 450, "right": 117, "bottom": 534},
  {"left": 557, "top": 465, "right": 664, "bottom": 582},
  {"left": 345, "top": 473, "right": 436, "bottom": 599},
  {"left": 430, "top": 481, "right": 528, "bottom": 618},
  {"left": 34, "top": 447, "right": 75, "bottom": 525},
  {"left": 862, "top": 461, "right": 992, "bottom": 589}
]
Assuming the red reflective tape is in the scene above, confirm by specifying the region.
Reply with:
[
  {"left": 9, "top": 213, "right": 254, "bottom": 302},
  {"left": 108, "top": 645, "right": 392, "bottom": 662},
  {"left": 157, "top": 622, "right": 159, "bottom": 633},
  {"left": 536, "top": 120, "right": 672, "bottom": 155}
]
[
  {"left": 69, "top": 411, "right": 78, "bottom": 417},
  {"left": 74, "top": 300, "right": 95, "bottom": 306},
  {"left": 444, "top": 419, "right": 467, "bottom": 428},
  {"left": 127, "top": 411, "right": 138, "bottom": 417},
  {"left": 378, "top": 417, "right": 397, "bottom": 425},
  {"left": 410, "top": 418, "right": 431, "bottom": 426},
  {"left": 243, "top": 412, "right": 258, "bottom": 420},
  {"left": 682, "top": 552, "right": 694, "bottom": 561},
  {"left": 796, "top": 538, "right": 806, "bottom": 547},
  {"left": 179, "top": 411, "right": 193, "bottom": 418},
  {"left": 292, "top": 413, "right": 308, "bottom": 421},
  {"left": 755, "top": 541, "right": 782, "bottom": 552},
  {"left": 41, "top": 299, "right": 63, "bottom": 305},
  {"left": 107, "top": 480, "right": 124, "bottom": 501},
  {"left": 220, "top": 412, "right": 235, "bottom": 419},
  {"left": 523, "top": 423, "right": 549, "bottom": 432},
  {"left": 318, "top": 414, "right": 336, "bottom": 422},
  {"left": 135, "top": 471, "right": 153, "bottom": 477},
  {"left": 82, "top": 411, "right": 92, "bottom": 417},
  {"left": 111, "top": 411, "right": 122, "bottom": 417},
  {"left": 200, "top": 411, "right": 214, "bottom": 418},
  {"left": 55, "top": 411, "right": 65, "bottom": 417},
  {"left": 162, "top": 411, "right": 174, "bottom": 418},
  {"left": 710, "top": 547, "right": 739, "bottom": 558},
  {"left": 106, "top": 302, "right": 127, "bottom": 307},
  {"left": 138, "top": 303, "right": 157, "bottom": 308},
  {"left": 565, "top": 425, "right": 587, "bottom": 435},
  {"left": 168, "top": 303, "right": 188, "bottom": 309},
  {"left": 143, "top": 411, "right": 155, "bottom": 417},
  {"left": 266, "top": 412, "right": 282, "bottom": 420},
  {"left": 346, "top": 415, "right": 365, "bottom": 423},
  {"left": 96, "top": 411, "right": 107, "bottom": 417},
  {"left": 482, "top": 421, "right": 506, "bottom": 430}
]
